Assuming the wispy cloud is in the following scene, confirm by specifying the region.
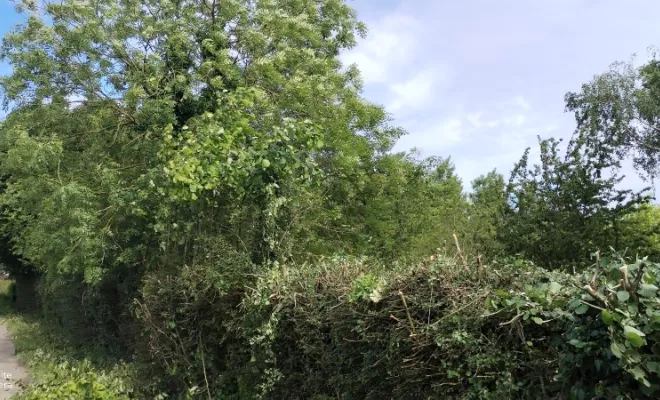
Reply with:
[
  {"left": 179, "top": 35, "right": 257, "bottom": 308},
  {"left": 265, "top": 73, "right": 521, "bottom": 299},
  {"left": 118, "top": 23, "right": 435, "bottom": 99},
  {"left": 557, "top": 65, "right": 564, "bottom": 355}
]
[{"left": 341, "top": 15, "right": 422, "bottom": 85}]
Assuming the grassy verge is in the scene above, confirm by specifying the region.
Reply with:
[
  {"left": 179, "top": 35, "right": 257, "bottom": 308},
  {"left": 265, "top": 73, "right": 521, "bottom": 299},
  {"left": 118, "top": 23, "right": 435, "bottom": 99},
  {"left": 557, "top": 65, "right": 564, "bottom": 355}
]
[
  {"left": 0, "top": 280, "right": 13, "bottom": 314},
  {"left": 0, "top": 281, "right": 139, "bottom": 400}
]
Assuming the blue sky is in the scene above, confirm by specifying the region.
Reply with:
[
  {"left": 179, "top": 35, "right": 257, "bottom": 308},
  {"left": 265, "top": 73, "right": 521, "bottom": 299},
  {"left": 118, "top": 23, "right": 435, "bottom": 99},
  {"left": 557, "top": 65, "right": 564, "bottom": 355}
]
[
  {"left": 1, "top": 0, "right": 659, "bottom": 194},
  {"left": 341, "top": 0, "right": 660, "bottom": 194}
]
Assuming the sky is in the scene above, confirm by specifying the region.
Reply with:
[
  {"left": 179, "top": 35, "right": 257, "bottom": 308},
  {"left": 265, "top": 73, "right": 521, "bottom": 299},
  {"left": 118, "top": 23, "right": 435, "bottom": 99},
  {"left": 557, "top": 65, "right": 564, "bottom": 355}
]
[
  {"left": 341, "top": 0, "right": 660, "bottom": 195},
  {"left": 0, "top": 0, "right": 659, "bottom": 194}
]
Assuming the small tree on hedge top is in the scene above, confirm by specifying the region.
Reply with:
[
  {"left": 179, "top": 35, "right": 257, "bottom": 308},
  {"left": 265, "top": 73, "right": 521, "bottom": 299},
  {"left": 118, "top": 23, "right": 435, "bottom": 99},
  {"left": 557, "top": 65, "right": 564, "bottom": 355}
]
[{"left": 501, "top": 135, "right": 650, "bottom": 271}]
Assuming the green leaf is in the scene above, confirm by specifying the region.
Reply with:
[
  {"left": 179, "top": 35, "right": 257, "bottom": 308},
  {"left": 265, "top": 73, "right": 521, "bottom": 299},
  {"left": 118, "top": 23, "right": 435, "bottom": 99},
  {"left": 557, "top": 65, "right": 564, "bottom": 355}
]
[
  {"left": 610, "top": 342, "right": 623, "bottom": 358},
  {"left": 629, "top": 366, "right": 650, "bottom": 387},
  {"left": 638, "top": 283, "right": 659, "bottom": 298},
  {"left": 594, "top": 359, "right": 602, "bottom": 371},
  {"left": 261, "top": 159, "right": 271, "bottom": 168},
  {"left": 601, "top": 309, "right": 613, "bottom": 325},
  {"left": 548, "top": 282, "right": 562, "bottom": 294},
  {"left": 617, "top": 291, "right": 630, "bottom": 302},
  {"left": 646, "top": 361, "right": 660, "bottom": 374},
  {"left": 532, "top": 317, "right": 543, "bottom": 325},
  {"left": 574, "top": 304, "right": 589, "bottom": 315},
  {"left": 568, "top": 298, "right": 582, "bottom": 309},
  {"left": 624, "top": 325, "right": 646, "bottom": 348},
  {"left": 569, "top": 339, "right": 587, "bottom": 348}
]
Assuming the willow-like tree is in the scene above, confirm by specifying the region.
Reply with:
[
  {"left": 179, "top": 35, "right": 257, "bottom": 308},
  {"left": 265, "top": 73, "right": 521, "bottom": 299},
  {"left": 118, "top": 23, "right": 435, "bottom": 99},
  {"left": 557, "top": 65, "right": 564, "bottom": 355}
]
[{"left": 565, "top": 50, "right": 660, "bottom": 180}]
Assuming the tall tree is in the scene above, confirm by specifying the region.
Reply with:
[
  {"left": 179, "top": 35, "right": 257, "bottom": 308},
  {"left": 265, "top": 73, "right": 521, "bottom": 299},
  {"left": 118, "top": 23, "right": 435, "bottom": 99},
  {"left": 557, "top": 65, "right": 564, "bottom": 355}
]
[
  {"left": 565, "top": 50, "right": 660, "bottom": 180},
  {"left": 0, "top": 0, "right": 403, "bottom": 279}
]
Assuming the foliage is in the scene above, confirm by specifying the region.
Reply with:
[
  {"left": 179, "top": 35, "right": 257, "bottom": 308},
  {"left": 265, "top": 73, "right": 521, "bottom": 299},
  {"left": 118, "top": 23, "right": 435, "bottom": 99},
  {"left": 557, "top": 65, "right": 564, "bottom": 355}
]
[
  {"left": 467, "top": 170, "right": 506, "bottom": 257},
  {"left": 501, "top": 135, "right": 650, "bottom": 270},
  {"left": 565, "top": 50, "right": 660, "bottom": 180},
  {"left": 1, "top": 0, "right": 660, "bottom": 398},
  {"left": 618, "top": 204, "right": 660, "bottom": 261},
  {"left": 15, "top": 359, "right": 133, "bottom": 400},
  {"left": 489, "top": 251, "right": 660, "bottom": 399},
  {"left": 0, "top": 310, "right": 138, "bottom": 400},
  {"left": 359, "top": 153, "right": 468, "bottom": 261},
  {"left": 133, "top": 236, "right": 257, "bottom": 397}
]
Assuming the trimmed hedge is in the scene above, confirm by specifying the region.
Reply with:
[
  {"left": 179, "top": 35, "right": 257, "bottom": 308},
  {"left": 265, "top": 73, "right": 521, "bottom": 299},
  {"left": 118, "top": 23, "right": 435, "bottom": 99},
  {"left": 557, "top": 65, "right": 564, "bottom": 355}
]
[{"left": 132, "top": 252, "right": 660, "bottom": 399}]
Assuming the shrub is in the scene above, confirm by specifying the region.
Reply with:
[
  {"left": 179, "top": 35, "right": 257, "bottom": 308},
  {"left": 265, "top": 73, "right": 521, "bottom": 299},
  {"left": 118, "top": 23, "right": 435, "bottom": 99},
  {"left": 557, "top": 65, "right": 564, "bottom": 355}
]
[
  {"left": 134, "top": 236, "right": 258, "bottom": 398},
  {"left": 238, "top": 256, "right": 556, "bottom": 399},
  {"left": 489, "top": 252, "right": 660, "bottom": 398}
]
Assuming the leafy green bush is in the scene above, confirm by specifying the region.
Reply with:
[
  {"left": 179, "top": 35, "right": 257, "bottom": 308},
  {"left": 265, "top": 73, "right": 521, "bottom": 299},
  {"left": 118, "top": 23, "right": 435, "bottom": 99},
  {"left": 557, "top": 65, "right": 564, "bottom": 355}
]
[
  {"left": 15, "top": 359, "right": 134, "bottom": 400},
  {"left": 489, "top": 252, "right": 660, "bottom": 399},
  {"left": 1, "top": 311, "right": 139, "bottom": 400},
  {"left": 134, "top": 236, "right": 258, "bottom": 397},
  {"left": 238, "top": 256, "right": 558, "bottom": 399}
]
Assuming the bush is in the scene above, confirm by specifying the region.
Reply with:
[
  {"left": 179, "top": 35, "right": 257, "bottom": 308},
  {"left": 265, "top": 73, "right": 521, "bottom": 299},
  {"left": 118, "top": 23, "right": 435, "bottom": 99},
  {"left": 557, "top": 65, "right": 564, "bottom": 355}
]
[
  {"left": 134, "top": 236, "right": 258, "bottom": 398},
  {"left": 236, "top": 256, "right": 547, "bottom": 399},
  {"left": 9, "top": 249, "right": 660, "bottom": 399},
  {"left": 490, "top": 252, "right": 660, "bottom": 399},
  {"left": 233, "top": 253, "right": 660, "bottom": 399}
]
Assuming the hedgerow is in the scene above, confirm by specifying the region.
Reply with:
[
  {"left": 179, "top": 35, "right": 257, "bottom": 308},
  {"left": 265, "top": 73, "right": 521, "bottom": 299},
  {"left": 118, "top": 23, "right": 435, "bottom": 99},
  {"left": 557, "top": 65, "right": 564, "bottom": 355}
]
[{"left": 127, "top": 251, "right": 660, "bottom": 399}]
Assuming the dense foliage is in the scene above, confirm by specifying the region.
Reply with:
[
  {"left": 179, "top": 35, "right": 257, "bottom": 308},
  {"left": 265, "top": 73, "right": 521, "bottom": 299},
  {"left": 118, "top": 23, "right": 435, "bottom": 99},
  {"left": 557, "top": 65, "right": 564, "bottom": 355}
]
[{"left": 0, "top": 0, "right": 660, "bottom": 399}]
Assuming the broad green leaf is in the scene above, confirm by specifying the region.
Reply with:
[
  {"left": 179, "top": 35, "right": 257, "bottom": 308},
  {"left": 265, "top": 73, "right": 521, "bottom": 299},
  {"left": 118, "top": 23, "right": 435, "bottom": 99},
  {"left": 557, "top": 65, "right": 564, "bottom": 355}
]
[
  {"left": 549, "top": 282, "right": 562, "bottom": 294},
  {"left": 617, "top": 291, "right": 630, "bottom": 302},
  {"left": 624, "top": 326, "right": 645, "bottom": 348},
  {"left": 646, "top": 361, "right": 660, "bottom": 374},
  {"left": 629, "top": 366, "right": 650, "bottom": 387},
  {"left": 610, "top": 342, "right": 623, "bottom": 358},
  {"left": 532, "top": 317, "right": 543, "bottom": 325},
  {"left": 601, "top": 309, "right": 613, "bottom": 326},
  {"left": 638, "top": 283, "right": 659, "bottom": 298},
  {"left": 568, "top": 298, "right": 582, "bottom": 309},
  {"left": 574, "top": 304, "right": 589, "bottom": 315}
]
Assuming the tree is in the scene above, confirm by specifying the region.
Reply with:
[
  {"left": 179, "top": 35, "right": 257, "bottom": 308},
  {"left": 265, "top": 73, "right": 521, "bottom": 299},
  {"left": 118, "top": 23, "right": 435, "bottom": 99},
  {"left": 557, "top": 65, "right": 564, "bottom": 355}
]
[
  {"left": 618, "top": 203, "right": 660, "bottom": 261},
  {"left": 0, "top": 0, "right": 403, "bottom": 278},
  {"left": 467, "top": 170, "right": 506, "bottom": 258},
  {"left": 565, "top": 50, "right": 660, "bottom": 180},
  {"left": 501, "top": 136, "right": 650, "bottom": 270}
]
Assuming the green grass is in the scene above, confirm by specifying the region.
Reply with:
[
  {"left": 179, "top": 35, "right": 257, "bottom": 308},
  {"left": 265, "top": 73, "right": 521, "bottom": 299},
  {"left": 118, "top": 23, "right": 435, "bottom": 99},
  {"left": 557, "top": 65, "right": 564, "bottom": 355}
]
[{"left": 0, "top": 280, "right": 14, "bottom": 314}]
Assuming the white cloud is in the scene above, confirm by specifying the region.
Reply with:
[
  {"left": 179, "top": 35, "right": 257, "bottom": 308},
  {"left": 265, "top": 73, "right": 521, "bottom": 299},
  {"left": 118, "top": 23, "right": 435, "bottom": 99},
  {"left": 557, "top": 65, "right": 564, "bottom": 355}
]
[
  {"left": 512, "top": 96, "right": 531, "bottom": 111},
  {"left": 341, "top": 15, "right": 421, "bottom": 85},
  {"left": 387, "top": 69, "right": 437, "bottom": 113},
  {"left": 345, "top": 1, "right": 659, "bottom": 194},
  {"left": 397, "top": 117, "right": 464, "bottom": 152}
]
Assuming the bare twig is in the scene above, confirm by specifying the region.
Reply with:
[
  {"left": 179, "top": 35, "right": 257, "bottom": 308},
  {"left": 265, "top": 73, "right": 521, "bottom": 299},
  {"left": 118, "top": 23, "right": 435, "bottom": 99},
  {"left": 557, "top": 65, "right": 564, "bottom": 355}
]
[
  {"left": 581, "top": 284, "right": 609, "bottom": 307},
  {"left": 398, "top": 290, "right": 416, "bottom": 336},
  {"left": 453, "top": 233, "right": 469, "bottom": 273},
  {"left": 620, "top": 265, "right": 631, "bottom": 291},
  {"left": 632, "top": 261, "right": 647, "bottom": 295},
  {"left": 591, "top": 251, "right": 601, "bottom": 287},
  {"left": 431, "top": 294, "right": 488, "bottom": 327},
  {"left": 499, "top": 312, "right": 524, "bottom": 326},
  {"left": 198, "top": 333, "right": 212, "bottom": 400},
  {"left": 580, "top": 300, "right": 605, "bottom": 311}
]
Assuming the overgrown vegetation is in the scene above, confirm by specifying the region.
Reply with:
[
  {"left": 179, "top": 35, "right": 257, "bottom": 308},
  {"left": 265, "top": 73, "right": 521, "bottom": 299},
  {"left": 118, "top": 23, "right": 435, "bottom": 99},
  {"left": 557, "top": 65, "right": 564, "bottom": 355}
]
[{"left": 1, "top": 0, "right": 660, "bottom": 398}]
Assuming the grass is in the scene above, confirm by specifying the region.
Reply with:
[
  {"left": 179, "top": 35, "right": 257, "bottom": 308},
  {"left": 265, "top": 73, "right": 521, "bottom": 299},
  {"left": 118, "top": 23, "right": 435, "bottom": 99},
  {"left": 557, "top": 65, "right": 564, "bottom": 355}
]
[{"left": 0, "top": 280, "right": 14, "bottom": 314}]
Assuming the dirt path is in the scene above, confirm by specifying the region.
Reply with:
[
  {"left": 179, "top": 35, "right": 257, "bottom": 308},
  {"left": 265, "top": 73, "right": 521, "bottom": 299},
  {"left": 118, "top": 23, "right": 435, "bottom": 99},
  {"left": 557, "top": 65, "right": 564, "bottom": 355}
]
[{"left": 0, "top": 323, "right": 27, "bottom": 399}]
